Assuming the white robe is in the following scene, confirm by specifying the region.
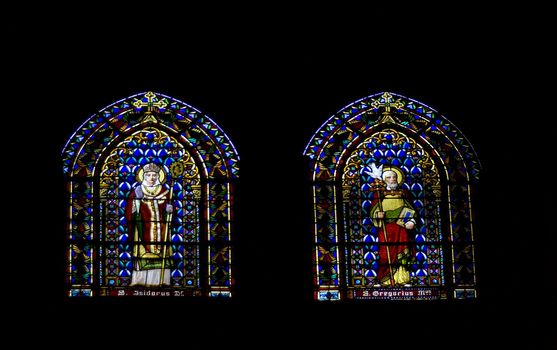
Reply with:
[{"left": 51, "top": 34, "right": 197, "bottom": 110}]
[{"left": 131, "top": 268, "right": 171, "bottom": 286}]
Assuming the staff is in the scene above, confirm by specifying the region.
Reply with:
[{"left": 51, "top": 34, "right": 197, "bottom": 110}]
[
  {"left": 368, "top": 163, "right": 395, "bottom": 287},
  {"left": 375, "top": 183, "right": 395, "bottom": 287},
  {"left": 160, "top": 162, "right": 185, "bottom": 286}
]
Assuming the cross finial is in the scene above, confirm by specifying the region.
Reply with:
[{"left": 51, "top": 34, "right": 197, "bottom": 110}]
[
  {"left": 371, "top": 92, "right": 405, "bottom": 113},
  {"left": 132, "top": 91, "right": 168, "bottom": 112}
]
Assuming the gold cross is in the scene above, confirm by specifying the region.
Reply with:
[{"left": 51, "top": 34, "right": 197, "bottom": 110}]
[
  {"left": 371, "top": 92, "right": 405, "bottom": 113},
  {"left": 132, "top": 91, "right": 168, "bottom": 112}
]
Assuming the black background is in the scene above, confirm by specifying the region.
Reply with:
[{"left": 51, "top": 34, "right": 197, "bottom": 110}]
[{"left": 8, "top": 4, "right": 554, "bottom": 348}]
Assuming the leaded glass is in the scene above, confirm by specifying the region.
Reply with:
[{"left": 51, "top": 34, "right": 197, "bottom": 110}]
[
  {"left": 62, "top": 91, "right": 239, "bottom": 297},
  {"left": 304, "top": 92, "right": 480, "bottom": 301}
]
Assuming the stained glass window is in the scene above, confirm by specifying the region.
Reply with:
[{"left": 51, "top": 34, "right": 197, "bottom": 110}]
[
  {"left": 304, "top": 92, "right": 480, "bottom": 301},
  {"left": 62, "top": 91, "right": 239, "bottom": 298}
]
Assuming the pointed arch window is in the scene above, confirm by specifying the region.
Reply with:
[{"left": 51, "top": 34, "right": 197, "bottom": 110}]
[
  {"left": 62, "top": 91, "right": 239, "bottom": 297},
  {"left": 304, "top": 92, "right": 480, "bottom": 301}
]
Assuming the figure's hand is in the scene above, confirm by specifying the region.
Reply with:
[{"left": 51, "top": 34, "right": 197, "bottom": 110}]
[
  {"left": 376, "top": 211, "right": 385, "bottom": 219},
  {"left": 404, "top": 221, "right": 415, "bottom": 229},
  {"left": 134, "top": 186, "right": 144, "bottom": 199},
  {"left": 166, "top": 204, "right": 173, "bottom": 213}
]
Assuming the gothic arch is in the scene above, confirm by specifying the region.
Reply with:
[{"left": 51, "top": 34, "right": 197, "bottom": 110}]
[
  {"left": 304, "top": 92, "right": 480, "bottom": 301},
  {"left": 62, "top": 91, "right": 239, "bottom": 297}
]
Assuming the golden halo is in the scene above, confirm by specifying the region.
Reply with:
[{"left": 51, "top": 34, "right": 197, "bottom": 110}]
[
  {"left": 135, "top": 165, "right": 167, "bottom": 184},
  {"left": 382, "top": 165, "right": 405, "bottom": 185}
]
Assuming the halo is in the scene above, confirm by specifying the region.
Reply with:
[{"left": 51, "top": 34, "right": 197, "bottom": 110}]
[
  {"left": 135, "top": 165, "right": 167, "bottom": 184},
  {"left": 382, "top": 165, "right": 405, "bottom": 185}
]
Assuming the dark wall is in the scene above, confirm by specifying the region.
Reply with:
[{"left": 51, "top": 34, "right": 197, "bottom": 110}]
[{"left": 10, "top": 5, "right": 552, "bottom": 348}]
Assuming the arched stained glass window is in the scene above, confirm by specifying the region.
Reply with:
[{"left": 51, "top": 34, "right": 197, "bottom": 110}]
[
  {"left": 304, "top": 92, "right": 480, "bottom": 301},
  {"left": 62, "top": 91, "right": 239, "bottom": 298}
]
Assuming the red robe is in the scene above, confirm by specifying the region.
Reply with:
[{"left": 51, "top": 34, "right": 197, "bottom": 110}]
[
  {"left": 370, "top": 189, "right": 415, "bottom": 285},
  {"left": 125, "top": 184, "right": 171, "bottom": 267}
]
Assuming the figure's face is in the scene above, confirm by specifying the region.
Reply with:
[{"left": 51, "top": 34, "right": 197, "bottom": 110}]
[
  {"left": 384, "top": 173, "right": 398, "bottom": 186},
  {"left": 144, "top": 171, "right": 159, "bottom": 186}
]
